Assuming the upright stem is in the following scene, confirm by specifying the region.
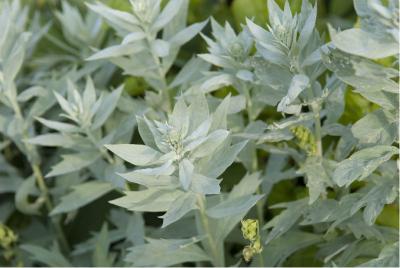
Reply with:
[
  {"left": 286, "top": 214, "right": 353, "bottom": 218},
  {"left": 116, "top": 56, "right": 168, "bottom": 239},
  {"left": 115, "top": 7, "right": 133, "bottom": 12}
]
[
  {"left": 245, "top": 92, "right": 265, "bottom": 228},
  {"left": 307, "top": 88, "right": 323, "bottom": 157},
  {"left": 31, "top": 164, "right": 70, "bottom": 252},
  {"left": 196, "top": 194, "right": 223, "bottom": 267},
  {"left": 145, "top": 35, "right": 172, "bottom": 113},
  {"left": 31, "top": 164, "right": 52, "bottom": 211},
  {"left": 11, "top": 100, "right": 70, "bottom": 252},
  {"left": 84, "top": 128, "right": 115, "bottom": 164}
]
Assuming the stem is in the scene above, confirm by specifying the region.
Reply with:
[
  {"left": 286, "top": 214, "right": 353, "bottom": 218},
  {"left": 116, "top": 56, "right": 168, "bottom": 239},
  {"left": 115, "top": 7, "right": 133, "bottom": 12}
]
[
  {"left": 145, "top": 35, "right": 172, "bottom": 113},
  {"left": 84, "top": 128, "right": 115, "bottom": 164},
  {"left": 307, "top": 89, "right": 323, "bottom": 157},
  {"left": 10, "top": 99, "right": 70, "bottom": 252},
  {"left": 196, "top": 194, "right": 223, "bottom": 267},
  {"left": 31, "top": 164, "right": 70, "bottom": 252},
  {"left": 31, "top": 164, "right": 52, "bottom": 211},
  {"left": 245, "top": 92, "right": 265, "bottom": 228}
]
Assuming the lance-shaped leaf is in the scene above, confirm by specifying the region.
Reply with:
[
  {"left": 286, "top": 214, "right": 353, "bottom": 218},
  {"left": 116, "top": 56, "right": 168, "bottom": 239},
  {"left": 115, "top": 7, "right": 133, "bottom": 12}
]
[
  {"left": 277, "top": 74, "right": 309, "bottom": 114},
  {"left": 357, "top": 242, "right": 399, "bottom": 267},
  {"left": 86, "top": 2, "right": 139, "bottom": 32},
  {"left": 36, "top": 117, "right": 80, "bottom": 133},
  {"left": 46, "top": 151, "right": 100, "bottom": 177},
  {"left": 105, "top": 144, "right": 162, "bottom": 166},
  {"left": 21, "top": 244, "right": 72, "bottom": 267},
  {"left": 152, "top": 0, "right": 184, "bottom": 32},
  {"left": 109, "top": 189, "right": 183, "bottom": 212},
  {"left": 333, "top": 145, "right": 398, "bottom": 187},
  {"left": 298, "top": 156, "right": 333, "bottom": 204},
  {"left": 27, "top": 133, "right": 74, "bottom": 147},
  {"left": 125, "top": 237, "right": 210, "bottom": 266},
  {"left": 332, "top": 28, "right": 398, "bottom": 59},
  {"left": 169, "top": 19, "right": 208, "bottom": 47},
  {"left": 206, "top": 194, "right": 264, "bottom": 218},
  {"left": 160, "top": 192, "right": 197, "bottom": 228},
  {"left": 50, "top": 181, "right": 114, "bottom": 215},
  {"left": 92, "top": 86, "right": 123, "bottom": 129},
  {"left": 351, "top": 178, "right": 398, "bottom": 225},
  {"left": 264, "top": 199, "right": 308, "bottom": 244},
  {"left": 213, "top": 172, "right": 262, "bottom": 241}
]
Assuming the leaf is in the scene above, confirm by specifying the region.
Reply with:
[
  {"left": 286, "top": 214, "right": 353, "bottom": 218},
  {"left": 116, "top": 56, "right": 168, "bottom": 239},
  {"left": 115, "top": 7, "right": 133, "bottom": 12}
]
[
  {"left": 277, "top": 74, "right": 309, "bottom": 114},
  {"left": 86, "top": 2, "right": 139, "bottom": 32},
  {"left": 87, "top": 43, "right": 145, "bottom": 61},
  {"left": 170, "top": 57, "right": 210, "bottom": 88},
  {"left": 263, "top": 231, "right": 323, "bottom": 267},
  {"left": 198, "top": 54, "right": 234, "bottom": 69},
  {"left": 321, "top": 47, "right": 399, "bottom": 94},
  {"left": 0, "top": 176, "right": 22, "bottom": 194},
  {"left": 17, "top": 86, "right": 46, "bottom": 102},
  {"left": 190, "top": 130, "right": 229, "bottom": 159},
  {"left": 53, "top": 90, "right": 74, "bottom": 116},
  {"left": 297, "top": 3, "right": 317, "bottom": 50},
  {"left": 46, "top": 152, "right": 100, "bottom": 177},
  {"left": 210, "top": 173, "right": 261, "bottom": 241},
  {"left": 298, "top": 156, "right": 333, "bottom": 204},
  {"left": 190, "top": 174, "right": 221, "bottom": 195},
  {"left": 93, "top": 223, "right": 115, "bottom": 267},
  {"left": 351, "top": 178, "right": 398, "bottom": 225},
  {"left": 200, "top": 73, "right": 236, "bottom": 93},
  {"left": 3, "top": 33, "right": 30, "bottom": 85},
  {"left": 109, "top": 189, "right": 183, "bottom": 212},
  {"left": 50, "top": 181, "right": 114, "bottom": 215},
  {"left": 27, "top": 134, "right": 73, "bottom": 147},
  {"left": 152, "top": 0, "right": 184, "bottom": 32},
  {"left": 118, "top": 162, "right": 175, "bottom": 187},
  {"left": 357, "top": 242, "right": 399, "bottom": 267},
  {"left": 152, "top": 39, "right": 170, "bottom": 58},
  {"left": 136, "top": 116, "right": 158, "bottom": 149},
  {"left": 333, "top": 145, "right": 398, "bottom": 187},
  {"left": 121, "top": 31, "right": 146, "bottom": 44},
  {"left": 83, "top": 77, "right": 97, "bottom": 110},
  {"left": 332, "top": 29, "right": 398, "bottom": 59},
  {"left": 160, "top": 192, "right": 197, "bottom": 228},
  {"left": 206, "top": 194, "right": 263, "bottom": 218},
  {"left": 92, "top": 86, "right": 123, "bottom": 129},
  {"left": 179, "top": 158, "right": 194, "bottom": 190},
  {"left": 264, "top": 199, "right": 308, "bottom": 244},
  {"left": 199, "top": 140, "right": 248, "bottom": 178},
  {"left": 169, "top": 19, "right": 208, "bottom": 47},
  {"left": 210, "top": 95, "right": 230, "bottom": 131},
  {"left": 169, "top": 97, "right": 190, "bottom": 135},
  {"left": 105, "top": 144, "right": 162, "bottom": 166},
  {"left": 351, "top": 109, "right": 397, "bottom": 148},
  {"left": 21, "top": 244, "right": 72, "bottom": 267},
  {"left": 36, "top": 117, "right": 80, "bottom": 133},
  {"left": 125, "top": 238, "right": 210, "bottom": 266}
]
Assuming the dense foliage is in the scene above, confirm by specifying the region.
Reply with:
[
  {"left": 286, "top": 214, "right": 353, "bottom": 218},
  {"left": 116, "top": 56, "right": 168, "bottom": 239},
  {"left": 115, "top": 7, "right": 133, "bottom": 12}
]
[{"left": 0, "top": 0, "right": 398, "bottom": 267}]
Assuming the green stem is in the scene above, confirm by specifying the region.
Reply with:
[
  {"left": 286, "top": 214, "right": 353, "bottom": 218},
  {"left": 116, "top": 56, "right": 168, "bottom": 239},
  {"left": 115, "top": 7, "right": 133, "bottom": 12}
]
[
  {"left": 31, "top": 164, "right": 70, "bottom": 252},
  {"left": 84, "top": 128, "right": 115, "bottom": 164},
  {"left": 11, "top": 99, "right": 70, "bottom": 252},
  {"left": 307, "top": 89, "right": 323, "bottom": 157},
  {"left": 245, "top": 92, "right": 265, "bottom": 229},
  {"left": 196, "top": 194, "right": 223, "bottom": 267},
  {"left": 145, "top": 34, "right": 172, "bottom": 113}
]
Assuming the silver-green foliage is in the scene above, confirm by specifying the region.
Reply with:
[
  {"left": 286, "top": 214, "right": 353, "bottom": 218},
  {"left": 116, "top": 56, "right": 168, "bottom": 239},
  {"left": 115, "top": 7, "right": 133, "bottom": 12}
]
[{"left": 0, "top": 0, "right": 398, "bottom": 267}]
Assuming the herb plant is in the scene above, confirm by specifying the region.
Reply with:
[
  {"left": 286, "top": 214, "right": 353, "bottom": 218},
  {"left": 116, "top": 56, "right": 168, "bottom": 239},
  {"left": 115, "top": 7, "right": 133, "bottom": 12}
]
[{"left": 0, "top": 0, "right": 398, "bottom": 267}]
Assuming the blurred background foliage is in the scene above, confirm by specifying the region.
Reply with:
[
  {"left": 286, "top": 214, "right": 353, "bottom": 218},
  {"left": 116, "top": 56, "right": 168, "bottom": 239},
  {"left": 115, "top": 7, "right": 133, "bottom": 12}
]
[{"left": 2, "top": 0, "right": 398, "bottom": 266}]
